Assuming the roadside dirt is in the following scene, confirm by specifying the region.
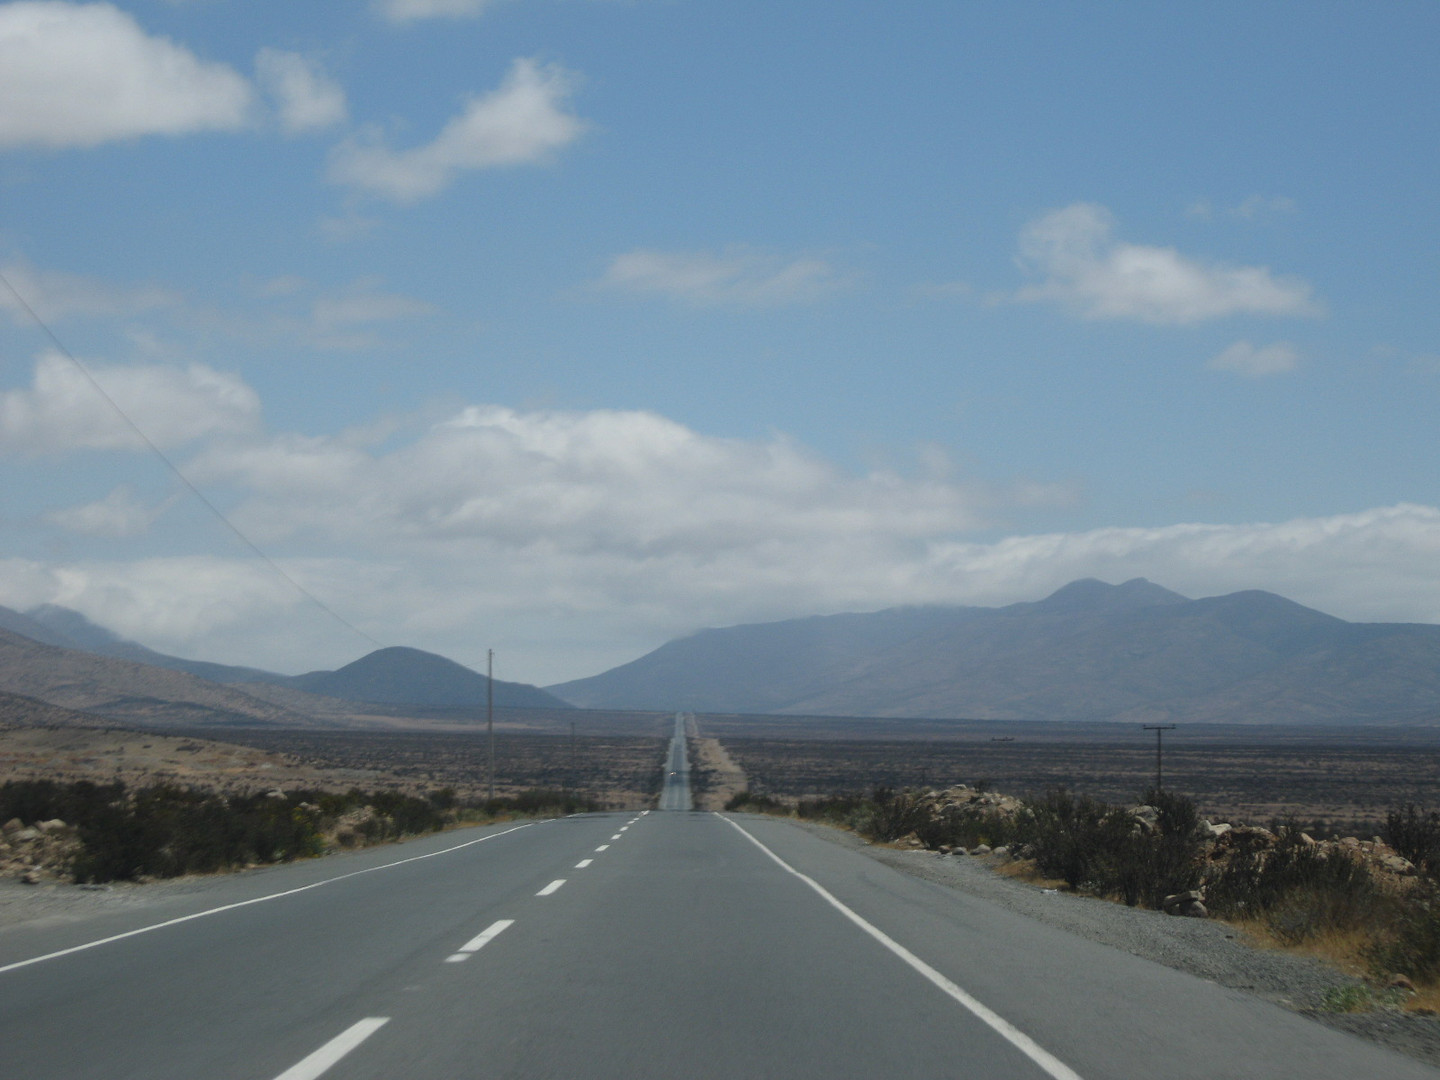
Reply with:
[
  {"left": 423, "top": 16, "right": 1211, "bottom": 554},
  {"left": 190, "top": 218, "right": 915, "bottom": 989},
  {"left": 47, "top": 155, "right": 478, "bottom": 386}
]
[{"left": 690, "top": 736, "right": 746, "bottom": 810}]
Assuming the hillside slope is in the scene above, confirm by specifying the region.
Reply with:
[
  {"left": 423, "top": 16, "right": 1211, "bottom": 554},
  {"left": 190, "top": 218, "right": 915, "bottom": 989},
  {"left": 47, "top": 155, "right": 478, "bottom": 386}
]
[
  {"left": 289, "top": 646, "right": 571, "bottom": 710},
  {"left": 0, "top": 628, "right": 314, "bottom": 727},
  {"left": 547, "top": 579, "right": 1440, "bottom": 724}
]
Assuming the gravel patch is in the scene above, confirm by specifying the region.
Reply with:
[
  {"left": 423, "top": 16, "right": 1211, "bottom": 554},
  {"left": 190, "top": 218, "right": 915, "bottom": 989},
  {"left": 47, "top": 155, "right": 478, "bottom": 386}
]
[
  {"left": 794, "top": 820, "right": 1440, "bottom": 1071},
  {"left": 0, "top": 873, "right": 225, "bottom": 932}
]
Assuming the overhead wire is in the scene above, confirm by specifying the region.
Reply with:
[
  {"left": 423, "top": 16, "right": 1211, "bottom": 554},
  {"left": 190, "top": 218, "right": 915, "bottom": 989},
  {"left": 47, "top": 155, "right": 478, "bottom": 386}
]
[{"left": 0, "top": 267, "right": 385, "bottom": 650}]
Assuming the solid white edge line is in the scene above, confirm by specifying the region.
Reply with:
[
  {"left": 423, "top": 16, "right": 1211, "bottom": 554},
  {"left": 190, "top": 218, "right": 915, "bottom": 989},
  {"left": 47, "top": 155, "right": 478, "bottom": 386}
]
[
  {"left": 575, "top": 859, "right": 593, "bottom": 868},
  {"left": 458, "top": 918, "right": 515, "bottom": 953},
  {"left": 536, "top": 879, "right": 566, "bottom": 896},
  {"left": 272, "top": 1016, "right": 389, "bottom": 1080},
  {"left": 0, "top": 823, "right": 537, "bottom": 976},
  {"left": 718, "top": 814, "right": 1085, "bottom": 1080}
]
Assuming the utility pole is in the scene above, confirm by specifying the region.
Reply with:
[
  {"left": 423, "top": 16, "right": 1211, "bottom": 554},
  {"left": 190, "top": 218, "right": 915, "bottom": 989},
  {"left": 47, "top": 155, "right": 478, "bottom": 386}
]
[
  {"left": 1143, "top": 724, "right": 1177, "bottom": 792},
  {"left": 487, "top": 648, "right": 495, "bottom": 802}
]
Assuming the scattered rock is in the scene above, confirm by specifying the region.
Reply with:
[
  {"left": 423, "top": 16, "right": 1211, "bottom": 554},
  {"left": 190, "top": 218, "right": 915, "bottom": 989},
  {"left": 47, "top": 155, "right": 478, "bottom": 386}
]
[
  {"left": 1162, "top": 890, "right": 1208, "bottom": 918},
  {"left": 1381, "top": 854, "right": 1416, "bottom": 876}
]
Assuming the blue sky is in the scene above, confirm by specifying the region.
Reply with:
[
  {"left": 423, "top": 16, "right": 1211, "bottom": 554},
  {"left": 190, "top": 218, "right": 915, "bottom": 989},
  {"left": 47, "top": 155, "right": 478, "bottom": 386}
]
[{"left": 1, "top": 0, "right": 1438, "bottom": 684}]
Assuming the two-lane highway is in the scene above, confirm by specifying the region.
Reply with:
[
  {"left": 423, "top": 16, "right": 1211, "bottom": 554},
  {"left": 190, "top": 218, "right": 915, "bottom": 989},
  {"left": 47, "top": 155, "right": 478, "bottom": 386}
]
[
  {"left": 657, "top": 712, "right": 691, "bottom": 811},
  {"left": 2, "top": 793, "right": 1437, "bottom": 1079}
]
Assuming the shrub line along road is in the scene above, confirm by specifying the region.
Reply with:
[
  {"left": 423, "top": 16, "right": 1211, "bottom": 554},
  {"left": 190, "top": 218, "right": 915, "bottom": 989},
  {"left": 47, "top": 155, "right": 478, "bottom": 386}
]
[{"left": 0, "top": 716, "right": 1435, "bottom": 1078}]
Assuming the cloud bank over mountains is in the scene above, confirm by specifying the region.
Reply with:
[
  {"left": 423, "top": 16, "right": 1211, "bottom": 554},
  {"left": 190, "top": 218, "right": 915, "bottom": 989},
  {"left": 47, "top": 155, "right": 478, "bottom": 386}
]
[{"left": 3, "top": 350, "right": 1438, "bottom": 682}]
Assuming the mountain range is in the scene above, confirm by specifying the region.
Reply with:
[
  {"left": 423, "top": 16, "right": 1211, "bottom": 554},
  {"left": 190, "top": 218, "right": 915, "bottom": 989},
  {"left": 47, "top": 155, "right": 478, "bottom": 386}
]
[
  {"left": 0, "top": 605, "right": 568, "bottom": 726},
  {"left": 547, "top": 578, "right": 1440, "bottom": 725}
]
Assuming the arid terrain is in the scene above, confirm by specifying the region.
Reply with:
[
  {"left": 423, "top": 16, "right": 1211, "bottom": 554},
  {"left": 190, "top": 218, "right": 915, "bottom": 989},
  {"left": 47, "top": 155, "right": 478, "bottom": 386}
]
[{"left": 694, "top": 714, "right": 1440, "bottom": 831}]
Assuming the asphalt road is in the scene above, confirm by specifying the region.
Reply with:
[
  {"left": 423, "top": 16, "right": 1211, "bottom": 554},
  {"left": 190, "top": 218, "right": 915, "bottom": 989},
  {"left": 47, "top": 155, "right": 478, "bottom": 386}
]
[
  {"left": 657, "top": 712, "right": 691, "bottom": 811},
  {"left": 1, "top": 806, "right": 1436, "bottom": 1079}
]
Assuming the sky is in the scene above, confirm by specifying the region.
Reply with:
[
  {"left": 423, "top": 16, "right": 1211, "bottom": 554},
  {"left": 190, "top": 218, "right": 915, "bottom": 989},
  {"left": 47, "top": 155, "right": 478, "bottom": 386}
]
[{"left": 1, "top": 1, "right": 1438, "bottom": 685}]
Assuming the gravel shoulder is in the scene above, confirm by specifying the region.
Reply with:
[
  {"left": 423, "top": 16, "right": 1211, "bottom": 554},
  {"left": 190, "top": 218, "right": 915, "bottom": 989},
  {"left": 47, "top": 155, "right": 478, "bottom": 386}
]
[{"left": 792, "top": 818, "right": 1440, "bottom": 1071}]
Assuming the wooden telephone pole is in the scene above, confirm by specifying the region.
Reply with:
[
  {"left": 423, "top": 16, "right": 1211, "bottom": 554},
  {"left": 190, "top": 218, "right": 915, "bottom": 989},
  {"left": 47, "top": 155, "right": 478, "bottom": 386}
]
[
  {"left": 487, "top": 649, "right": 495, "bottom": 802},
  {"left": 1143, "top": 724, "right": 1177, "bottom": 792}
]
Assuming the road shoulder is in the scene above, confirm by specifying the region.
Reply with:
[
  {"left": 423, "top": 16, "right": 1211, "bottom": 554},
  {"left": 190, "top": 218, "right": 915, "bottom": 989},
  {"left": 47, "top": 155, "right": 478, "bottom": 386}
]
[{"left": 785, "top": 816, "right": 1440, "bottom": 1071}]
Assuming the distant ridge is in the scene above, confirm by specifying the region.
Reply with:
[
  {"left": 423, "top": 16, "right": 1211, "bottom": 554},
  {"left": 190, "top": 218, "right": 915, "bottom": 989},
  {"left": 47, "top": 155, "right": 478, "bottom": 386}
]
[
  {"left": 3, "top": 605, "right": 570, "bottom": 716},
  {"left": 290, "top": 646, "right": 570, "bottom": 710},
  {"left": 547, "top": 578, "right": 1440, "bottom": 725},
  {"left": 0, "top": 626, "right": 314, "bottom": 728}
]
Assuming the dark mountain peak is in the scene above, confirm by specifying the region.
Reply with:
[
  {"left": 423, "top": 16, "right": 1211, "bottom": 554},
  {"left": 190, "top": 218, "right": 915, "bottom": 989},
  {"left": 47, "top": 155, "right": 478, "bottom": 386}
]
[
  {"left": 294, "top": 645, "right": 570, "bottom": 710},
  {"left": 1033, "top": 577, "right": 1189, "bottom": 614},
  {"left": 26, "top": 604, "right": 126, "bottom": 649},
  {"left": 0, "top": 605, "right": 75, "bottom": 649}
]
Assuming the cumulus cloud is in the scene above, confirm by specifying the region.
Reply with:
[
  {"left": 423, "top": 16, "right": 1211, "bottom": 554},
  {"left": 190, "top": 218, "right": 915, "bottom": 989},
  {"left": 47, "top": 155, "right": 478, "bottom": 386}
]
[
  {"left": 599, "top": 248, "right": 849, "bottom": 308},
  {"left": 1014, "top": 203, "right": 1321, "bottom": 324},
  {"left": 0, "top": 352, "right": 260, "bottom": 453},
  {"left": 0, "top": 258, "right": 177, "bottom": 323},
  {"left": 186, "top": 404, "right": 997, "bottom": 555},
  {"left": 42, "top": 485, "right": 173, "bottom": 537},
  {"left": 328, "top": 57, "right": 585, "bottom": 202},
  {"left": 256, "top": 48, "right": 347, "bottom": 134},
  {"left": 11, "top": 496, "right": 1440, "bottom": 684},
  {"left": 374, "top": 0, "right": 496, "bottom": 21},
  {"left": 1208, "top": 340, "right": 1300, "bottom": 378},
  {"left": 0, "top": 1, "right": 254, "bottom": 149},
  {"left": 921, "top": 504, "right": 1440, "bottom": 631}
]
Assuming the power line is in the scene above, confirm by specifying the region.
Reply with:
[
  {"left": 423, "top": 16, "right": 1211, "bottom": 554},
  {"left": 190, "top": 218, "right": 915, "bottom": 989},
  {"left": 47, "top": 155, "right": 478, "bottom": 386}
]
[{"left": 0, "top": 268, "right": 384, "bottom": 651}]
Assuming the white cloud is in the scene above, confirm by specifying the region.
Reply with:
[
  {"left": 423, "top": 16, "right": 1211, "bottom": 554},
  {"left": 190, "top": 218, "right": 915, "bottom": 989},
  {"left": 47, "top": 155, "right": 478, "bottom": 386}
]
[
  {"left": 375, "top": 0, "right": 496, "bottom": 22},
  {"left": 42, "top": 485, "right": 173, "bottom": 537},
  {"left": 599, "top": 248, "right": 849, "bottom": 308},
  {"left": 328, "top": 57, "right": 585, "bottom": 202},
  {"left": 255, "top": 48, "right": 347, "bottom": 135},
  {"left": 0, "top": 352, "right": 260, "bottom": 453},
  {"left": 310, "top": 279, "right": 437, "bottom": 331},
  {"left": 921, "top": 504, "right": 1440, "bottom": 631},
  {"left": 0, "top": 1, "right": 254, "bottom": 149},
  {"left": 186, "top": 404, "right": 999, "bottom": 555},
  {"left": 1208, "top": 340, "right": 1299, "bottom": 378},
  {"left": 0, "top": 258, "right": 178, "bottom": 323},
  {"left": 11, "top": 494, "right": 1440, "bottom": 685},
  {"left": 1014, "top": 203, "right": 1321, "bottom": 324}
]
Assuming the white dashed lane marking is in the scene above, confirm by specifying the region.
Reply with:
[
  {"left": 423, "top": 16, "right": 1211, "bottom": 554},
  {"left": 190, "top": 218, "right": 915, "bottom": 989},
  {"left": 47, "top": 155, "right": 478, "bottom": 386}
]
[
  {"left": 595, "top": 844, "right": 609, "bottom": 851},
  {"left": 444, "top": 918, "right": 514, "bottom": 963},
  {"left": 272, "top": 1017, "right": 389, "bottom": 1080},
  {"left": 575, "top": 859, "right": 593, "bottom": 868},
  {"left": 537, "top": 879, "right": 566, "bottom": 897}
]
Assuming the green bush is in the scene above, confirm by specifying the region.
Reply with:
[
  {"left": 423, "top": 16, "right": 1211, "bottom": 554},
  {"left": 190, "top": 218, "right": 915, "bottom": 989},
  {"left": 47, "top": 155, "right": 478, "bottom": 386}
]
[
  {"left": 1385, "top": 804, "right": 1440, "bottom": 877},
  {"left": 1014, "top": 788, "right": 1119, "bottom": 892},
  {"left": 1206, "top": 826, "right": 1378, "bottom": 944},
  {"left": 1013, "top": 788, "right": 1203, "bottom": 906},
  {"left": 1370, "top": 882, "right": 1440, "bottom": 982},
  {"left": 724, "top": 790, "right": 788, "bottom": 813}
]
